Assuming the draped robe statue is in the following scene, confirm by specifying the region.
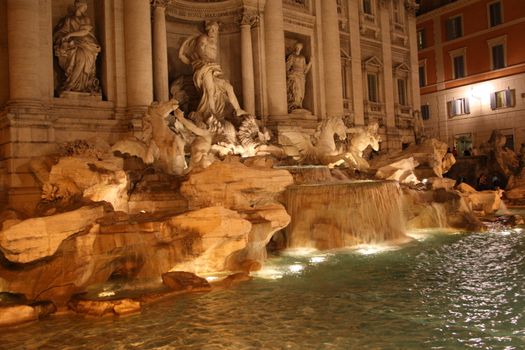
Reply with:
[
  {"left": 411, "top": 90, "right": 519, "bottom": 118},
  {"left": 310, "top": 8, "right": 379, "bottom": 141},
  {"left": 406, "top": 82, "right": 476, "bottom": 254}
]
[
  {"left": 53, "top": 0, "right": 101, "bottom": 94},
  {"left": 179, "top": 22, "right": 247, "bottom": 122},
  {"left": 286, "top": 42, "right": 312, "bottom": 112}
]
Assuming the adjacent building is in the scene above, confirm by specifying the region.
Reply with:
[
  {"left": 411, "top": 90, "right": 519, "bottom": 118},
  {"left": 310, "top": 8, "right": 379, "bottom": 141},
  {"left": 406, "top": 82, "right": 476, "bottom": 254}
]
[{"left": 417, "top": 0, "right": 525, "bottom": 155}]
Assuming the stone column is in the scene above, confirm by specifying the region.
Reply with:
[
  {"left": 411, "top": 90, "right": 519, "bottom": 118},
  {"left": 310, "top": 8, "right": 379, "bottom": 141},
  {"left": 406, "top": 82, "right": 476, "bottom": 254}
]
[
  {"left": 380, "top": 5, "right": 395, "bottom": 129},
  {"left": 6, "top": 0, "right": 41, "bottom": 104},
  {"left": 347, "top": 0, "right": 364, "bottom": 125},
  {"left": 152, "top": 0, "right": 169, "bottom": 102},
  {"left": 407, "top": 7, "right": 421, "bottom": 111},
  {"left": 321, "top": 0, "right": 344, "bottom": 117},
  {"left": 264, "top": 0, "right": 288, "bottom": 118},
  {"left": 239, "top": 13, "right": 256, "bottom": 116},
  {"left": 124, "top": 0, "right": 153, "bottom": 109}
]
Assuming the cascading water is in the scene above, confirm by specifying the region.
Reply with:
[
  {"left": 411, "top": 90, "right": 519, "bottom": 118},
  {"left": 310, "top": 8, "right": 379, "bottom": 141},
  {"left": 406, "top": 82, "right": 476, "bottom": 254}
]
[{"left": 285, "top": 180, "right": 406, "bottom": 249}]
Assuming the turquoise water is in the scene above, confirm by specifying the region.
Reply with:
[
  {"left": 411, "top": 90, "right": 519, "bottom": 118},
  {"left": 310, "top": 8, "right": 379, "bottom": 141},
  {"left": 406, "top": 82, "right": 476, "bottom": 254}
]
[{"left": 2, "top": 227, "right": 525, "bottom": 349}]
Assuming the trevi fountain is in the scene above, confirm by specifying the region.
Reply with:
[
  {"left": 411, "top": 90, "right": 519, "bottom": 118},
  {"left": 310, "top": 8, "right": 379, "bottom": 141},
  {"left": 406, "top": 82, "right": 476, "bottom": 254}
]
[{"left": 1, "top": 0, "right": 525, "bottom": 349}]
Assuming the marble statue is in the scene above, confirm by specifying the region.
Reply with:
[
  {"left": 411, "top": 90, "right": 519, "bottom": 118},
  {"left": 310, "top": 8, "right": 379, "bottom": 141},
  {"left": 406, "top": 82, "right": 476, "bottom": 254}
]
[
  {"left": 346, "top": 122, "right": 381, "bottom": 170},
  {"left": 174, "top": 113, "right": 216, "bottom": 171},
  {"left": 53, "top": 0, "right": 101, "bottom": 94},
  {"left": 280, "top": 116, "right": 349, "bottom": 167},
  {"left": 286, "top": 42, "right": 312, "bottom": 112},
  {"left": 179, "top": 21, "right": 247, "bottom": 121},
  {"left": 112, "top": 100, "right": 188, "bottom": 175}
]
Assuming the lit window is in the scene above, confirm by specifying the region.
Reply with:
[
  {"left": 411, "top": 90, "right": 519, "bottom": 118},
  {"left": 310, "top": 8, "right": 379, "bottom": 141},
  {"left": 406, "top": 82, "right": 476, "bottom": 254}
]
[
  {"left": 489, "top": 1, "right": 502, "bottom": 27},
  {"left": 446, "top": 16, "right": 462, "bottom": 40},
  {"left": 397, "top": 79, "right": 407, "bottom": 106},
  {"left": 363, "top": 0, "right": 373, "bottom": 15},
  {"left": 447, "top": 98, "right": 470, "bottom": 117},
  {"left": 421, "top": 105, "right": 430, "bottom": 120},
  {"left": 367, "top": 73, "right": 379, "bottom": 102},
  {"left": 490, "top": 89, "right": 515, "bottom": 110},
  {"left": 492, "top": 44, "right": 505, "bottom": 69},
  {"left": 453, "top": 55, "right": 465, "bottom": 79},
  {"left": 417, "top": 29, "right": 426, "bottom": 49},
  {"left": 419, "top": 65, "right": 426, "bottom": 87}
]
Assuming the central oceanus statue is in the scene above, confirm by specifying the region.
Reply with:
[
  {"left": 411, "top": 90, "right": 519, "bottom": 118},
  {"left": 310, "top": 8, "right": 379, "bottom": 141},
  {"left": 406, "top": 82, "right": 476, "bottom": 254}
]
[{"left": 179, "top": 21, "right": 247, "bottom": 122}]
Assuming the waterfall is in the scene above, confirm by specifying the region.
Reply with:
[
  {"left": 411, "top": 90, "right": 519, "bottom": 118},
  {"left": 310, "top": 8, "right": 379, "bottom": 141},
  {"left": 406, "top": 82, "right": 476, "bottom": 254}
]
[{"left": 285, "top": 181, "right": 406, "bottom": 249}]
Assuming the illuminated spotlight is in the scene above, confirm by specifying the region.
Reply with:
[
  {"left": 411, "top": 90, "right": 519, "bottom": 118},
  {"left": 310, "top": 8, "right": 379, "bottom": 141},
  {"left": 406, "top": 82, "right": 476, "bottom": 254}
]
[
  {"left": 205, "top": 276, "right": 220, "bottom": 282},
  {"left": 288, "top": 264, "right": 304, "bottom": 274},
  {"left": 98, "top": 290, "right": 116, "bottom": 298},
  {"left": 421, "top": 178, "right": 428, "bottom": 184},
  {"left": 355, "top": 244, "right": 398, "bottom": 255},
  {"left": 252, "top": 268, "right": 284, "bottom": 280},
  {"left": 514, "top": 228, "right": 523, "bottom": 233},
  {"left": 309, "top": 256, "right": 326, "bottom": 264}
]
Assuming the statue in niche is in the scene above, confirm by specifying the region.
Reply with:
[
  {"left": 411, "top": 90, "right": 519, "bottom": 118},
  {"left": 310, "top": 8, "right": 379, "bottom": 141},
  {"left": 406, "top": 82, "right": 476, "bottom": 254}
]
[
  {"left": 179, "top": 21, "right": 247, "bottom": 122},
  {"left": 286, "top": 42, "right": 312, "bottom": 112},
  {"left": 53, "top": 0, "right": 101, "bottom": 95}
]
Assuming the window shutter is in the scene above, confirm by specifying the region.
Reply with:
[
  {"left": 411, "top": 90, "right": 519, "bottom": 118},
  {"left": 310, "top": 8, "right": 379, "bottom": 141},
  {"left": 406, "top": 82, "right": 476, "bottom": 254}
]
[
  {"left": 463, "top": 98, "right": 470, "bottom": 114},
  {"left": 505, "top": 89, "right": 513, "bottom": 107},
  {"left": 454, "top": 99, "right": 462, "bottom": 115},
  {"left": 446, "top": 19, "right": 453, "bottom": 40},
  {"left": 447, "top": 101, "right": 454, "bottom": 117},
  {"left": 490, "top": 93, "right": 497, "bottom": 110}
]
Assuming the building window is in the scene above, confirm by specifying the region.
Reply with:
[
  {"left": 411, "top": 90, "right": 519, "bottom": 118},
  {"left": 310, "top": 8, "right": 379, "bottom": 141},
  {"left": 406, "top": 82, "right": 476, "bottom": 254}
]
[
  {"left": 393, "top": 0, "right": 403, "bottom": 25},
  {"left": 492, "top": 44, "right": 505, "bottom": 69},
  {"left": 421, "top": 105, "right": 430, "bottom": 120},
  {"left": 417, "top": 29, "right": 426, "bottom": 49},
  {"left": 363, "top": 0, "right": 373, "bottom": 15},
  {"left": 489, "top": 1, "right": 502, "bottom": 27},
  {"left": 447, "top": 98, "right": 470, "bottom": 117},
  {"left": 491, "top": 89, "right": 515, "bottom": 110},
  {"left": 418, "top": 64, "right": 426, "bottom": 87},
  {"left": 453, "top": 55, "right": 465, "bottom": 79},
  {"left": 446, "top": 15, "right": 463, "bottom": 40},
  {"left": 397, "top": 78, "right": 407, "bottom": 106},
  {"left": 367, "top": 73, "right": 379, "bottom": 102}
]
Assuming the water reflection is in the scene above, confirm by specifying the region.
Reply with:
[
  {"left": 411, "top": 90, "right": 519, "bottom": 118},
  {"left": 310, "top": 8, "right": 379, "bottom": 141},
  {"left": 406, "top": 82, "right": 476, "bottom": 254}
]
[{"left": 2, "top": 228, "right": 525, "bottom": 349}]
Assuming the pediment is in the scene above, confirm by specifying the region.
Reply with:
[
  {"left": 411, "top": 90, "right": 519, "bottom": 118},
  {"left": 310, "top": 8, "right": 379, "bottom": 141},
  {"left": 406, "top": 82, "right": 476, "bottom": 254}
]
[
  {"left": 363, "top": 56, "right": 383, "bottom": 68},
  {"left": 394, "top": 62, "right": 410, "bottom": 73}
]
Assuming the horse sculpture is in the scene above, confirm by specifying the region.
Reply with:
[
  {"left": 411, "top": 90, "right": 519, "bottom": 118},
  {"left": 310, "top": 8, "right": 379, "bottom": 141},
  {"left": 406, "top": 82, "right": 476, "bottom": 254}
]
[
  {"left": 112, "top": 99, "right": 188, "bottom": 175},
  {"left": 345, "top": 122, "right": 381, "bottom": 170},
  {"left": 280, "top": 116, "right": 348, "bottom": 167}
]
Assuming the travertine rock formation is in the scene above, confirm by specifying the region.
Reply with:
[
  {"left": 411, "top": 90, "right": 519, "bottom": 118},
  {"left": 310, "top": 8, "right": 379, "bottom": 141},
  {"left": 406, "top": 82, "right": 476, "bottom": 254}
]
[
  {"left": 371, "top": 138, "right": 454, "bottom": 179},
  {"left": 0, "top": 205, "right": 106, "bottom": 263},
  {"left": 180, "top": 160, "right": 292, "bottom": 265},
  {"left": 0, "top": 206, "right": 256, "bottom": 306},
  {"left": 181, "top": 160, "right": 293, "bottom": 210}
]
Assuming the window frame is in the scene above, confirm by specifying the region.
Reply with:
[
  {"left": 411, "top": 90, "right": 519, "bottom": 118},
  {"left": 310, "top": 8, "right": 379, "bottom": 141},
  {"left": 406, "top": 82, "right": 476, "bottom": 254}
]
[
  {"left": 487, "top": 36, "right": 507, "bottom": 70},
  {"left": 490, "top": 88, "right": 516, "bottom": 110},
  {"left": 418, "top": 62, "right": 427, "bottom": 87},
  {"left": 449, "top": 47, "right": 467, "bottom": 80},
  {"left": 446, "top": 14, "right": 463, "bottom": 41},
  {"left": 362, "top": 0, "right": 374, "bottom": 16},
  {"left": 367, "top": 73, "right": 379, "bottom": 103},
  {"left": 447, "top": 98, "right": 470, "bottom": 118},
  {"left": 421, "top": 104, "right": 430, "bottom": 120},
  {"left": 487, "top": 1, "right": 503, "bottom": 28},
  {"left": 417, "top": 29, "right": 426, "bottom": 49}
]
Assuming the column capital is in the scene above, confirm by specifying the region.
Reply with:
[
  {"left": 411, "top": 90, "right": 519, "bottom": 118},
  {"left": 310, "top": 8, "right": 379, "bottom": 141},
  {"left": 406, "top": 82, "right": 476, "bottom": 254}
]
[
  {"left": 150, "top": 0, "right": 170, "bottom": 9},
  {"left": 404, "top": 0, "right": 419, "bottom": 17},
  {"left": 237, "top": 10, "right": 259, "bottom": 28}
]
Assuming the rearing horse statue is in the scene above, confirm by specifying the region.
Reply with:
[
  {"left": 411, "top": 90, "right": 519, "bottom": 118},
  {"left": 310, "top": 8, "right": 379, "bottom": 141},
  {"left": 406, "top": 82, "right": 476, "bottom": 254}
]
[{"left": 280, "top": 116, "right": 348, "bottom": 166}]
